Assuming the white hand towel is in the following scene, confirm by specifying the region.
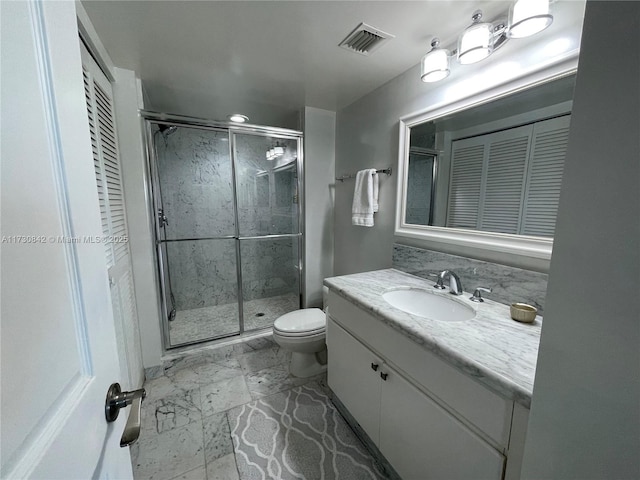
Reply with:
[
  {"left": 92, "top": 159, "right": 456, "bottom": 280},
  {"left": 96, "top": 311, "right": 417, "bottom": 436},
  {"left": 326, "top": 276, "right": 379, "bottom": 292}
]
[{"left": 352, "top": 169, "right": 379, "bottom": 227}]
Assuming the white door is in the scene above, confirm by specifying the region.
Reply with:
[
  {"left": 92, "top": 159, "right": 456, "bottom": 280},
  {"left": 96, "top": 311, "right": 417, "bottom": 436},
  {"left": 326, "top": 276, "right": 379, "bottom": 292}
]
[{"left": 1, "top": 1, "right": 133, "bottom": 478}]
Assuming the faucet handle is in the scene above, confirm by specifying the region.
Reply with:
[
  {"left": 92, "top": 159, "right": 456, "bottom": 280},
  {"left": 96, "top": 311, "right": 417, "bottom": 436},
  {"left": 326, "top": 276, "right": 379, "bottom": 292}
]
[
  {"left": 428, "top": 272, "right": 446, "bottom": 290},
  {"left": 470, "top": 287, "right": 492, "bottom": 302}
]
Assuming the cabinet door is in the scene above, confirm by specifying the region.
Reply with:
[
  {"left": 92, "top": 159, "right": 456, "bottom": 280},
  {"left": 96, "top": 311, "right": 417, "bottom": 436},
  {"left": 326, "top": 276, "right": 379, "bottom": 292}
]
[
  {"left": 379, "top": 365, "right": 505, "bottom": 480},
  {"left": 327, "top": 317, "right": 382, "bottom": 444}
]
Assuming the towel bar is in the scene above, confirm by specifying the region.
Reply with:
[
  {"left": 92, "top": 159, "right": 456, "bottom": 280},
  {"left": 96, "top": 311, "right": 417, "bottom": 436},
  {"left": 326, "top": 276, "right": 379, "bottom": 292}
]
[{"left": 336, "top": 167, "right": 392, "bottom": 182}]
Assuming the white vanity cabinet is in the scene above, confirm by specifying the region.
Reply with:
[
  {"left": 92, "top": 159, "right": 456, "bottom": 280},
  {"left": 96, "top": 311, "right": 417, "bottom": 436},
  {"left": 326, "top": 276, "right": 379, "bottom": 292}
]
[
  {"left": 327, "top": 290, "right": 528, "bottom": 480},
  {"left": 379, "top": 360, "right": 504, "bottom": 480},
  {"left": 327, "top": 315, "right": 383, "bottom": 443}
]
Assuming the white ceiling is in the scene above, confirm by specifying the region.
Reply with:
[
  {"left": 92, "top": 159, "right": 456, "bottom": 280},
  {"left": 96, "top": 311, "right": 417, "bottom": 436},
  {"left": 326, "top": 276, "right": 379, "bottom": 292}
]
[{"left": 83, "top": 1, "right": 541, "bottom": 126}]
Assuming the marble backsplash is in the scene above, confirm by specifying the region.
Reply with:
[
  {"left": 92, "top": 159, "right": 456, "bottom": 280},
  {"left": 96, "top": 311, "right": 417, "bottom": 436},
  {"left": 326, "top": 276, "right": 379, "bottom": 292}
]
[{"left": 392, "top": 244, "right": 548, "bottom": 313}]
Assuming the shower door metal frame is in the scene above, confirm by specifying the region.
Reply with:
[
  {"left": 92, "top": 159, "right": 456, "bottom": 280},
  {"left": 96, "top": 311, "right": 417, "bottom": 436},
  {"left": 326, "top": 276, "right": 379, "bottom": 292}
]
[
  {"left": 141, "top": 111, "right": 305, "bottom": 351},
  {"left": 229, "top": 128, "right": 304, "bottom": 337}
]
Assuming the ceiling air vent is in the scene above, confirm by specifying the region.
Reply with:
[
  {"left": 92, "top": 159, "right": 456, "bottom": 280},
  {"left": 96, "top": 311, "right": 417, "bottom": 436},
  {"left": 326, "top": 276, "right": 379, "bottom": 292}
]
[{"left": 339, "top": 22, "right": 395, "bottom": 56}]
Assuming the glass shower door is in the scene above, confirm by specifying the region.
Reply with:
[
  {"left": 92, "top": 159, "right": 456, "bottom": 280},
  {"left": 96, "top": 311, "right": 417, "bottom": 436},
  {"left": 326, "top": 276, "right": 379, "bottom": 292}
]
[
  {"left": 233, "top": 132, "right": 302, "bottom": 331},
  {"left": 153, "top": 124, "right": 240, "bottom": 346},
  {"left": 405, "top": 151, "right": 437, "bottom": 226}
]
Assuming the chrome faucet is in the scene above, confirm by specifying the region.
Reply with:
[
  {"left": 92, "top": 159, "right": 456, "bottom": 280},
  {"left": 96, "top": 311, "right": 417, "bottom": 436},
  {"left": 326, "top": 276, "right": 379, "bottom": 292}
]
[{"left": 435, "top": 270, "right": 464, "bottom": 295}]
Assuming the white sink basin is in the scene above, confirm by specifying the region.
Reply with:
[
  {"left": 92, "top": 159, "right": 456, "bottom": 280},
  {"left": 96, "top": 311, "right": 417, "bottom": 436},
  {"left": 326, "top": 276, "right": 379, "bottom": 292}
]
[{"left": 382, "top": 288, "right": 475, "bottom": 322}]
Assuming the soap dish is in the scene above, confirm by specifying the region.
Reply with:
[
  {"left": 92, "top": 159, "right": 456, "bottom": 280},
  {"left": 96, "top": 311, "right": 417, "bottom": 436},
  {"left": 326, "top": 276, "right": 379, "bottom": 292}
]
[{"left": 510, "top": 303, "right": 537, "bottom": 323}]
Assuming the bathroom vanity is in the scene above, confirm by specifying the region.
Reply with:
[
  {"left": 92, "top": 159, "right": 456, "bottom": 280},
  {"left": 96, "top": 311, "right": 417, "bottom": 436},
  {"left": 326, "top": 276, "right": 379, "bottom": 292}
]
[{"left": 324, "top": 269, "right": 542, "bottom": 480}]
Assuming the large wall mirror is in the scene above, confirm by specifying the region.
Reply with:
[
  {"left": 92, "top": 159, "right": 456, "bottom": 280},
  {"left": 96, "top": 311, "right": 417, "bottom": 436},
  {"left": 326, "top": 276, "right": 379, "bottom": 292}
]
[{"left": 396, "top": 72, "right": 576, "bottom": 261}]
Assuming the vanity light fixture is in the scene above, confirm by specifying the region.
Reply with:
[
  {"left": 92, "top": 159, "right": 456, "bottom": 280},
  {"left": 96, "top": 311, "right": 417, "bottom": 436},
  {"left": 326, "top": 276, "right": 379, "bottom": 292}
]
[
  {"left": 422, "top": 1, "right": 555, "bottom": 83},
  {"left": 421, "top": 38, "right": 450, "bottom": 83},
  {"left": 273, "top": 145, "right": 284, "bottom": 157},
  {"left": 228, "top": 114, "right": 249, "bottom": 123},
  {"left": 508, "top": 0, "right": 553, "bottom": 38},
  {"left": 458, "top": 10, "right": 494, "bottom": 65},
  {"left": 266, "top": 143, "right": 285, "bottom": 161}
]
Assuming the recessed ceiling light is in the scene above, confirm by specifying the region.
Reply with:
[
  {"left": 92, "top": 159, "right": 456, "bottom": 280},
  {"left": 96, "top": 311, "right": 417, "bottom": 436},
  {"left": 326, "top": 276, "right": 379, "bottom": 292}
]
[{"left": 228, "top": 114, "right": 249, "bottom": 123}]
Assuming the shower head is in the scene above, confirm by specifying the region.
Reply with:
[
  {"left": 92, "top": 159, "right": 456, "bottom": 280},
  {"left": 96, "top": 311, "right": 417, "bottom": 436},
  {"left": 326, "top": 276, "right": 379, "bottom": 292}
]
[{"left": 158, "top": 124, "right": 178, "bottom": 136}]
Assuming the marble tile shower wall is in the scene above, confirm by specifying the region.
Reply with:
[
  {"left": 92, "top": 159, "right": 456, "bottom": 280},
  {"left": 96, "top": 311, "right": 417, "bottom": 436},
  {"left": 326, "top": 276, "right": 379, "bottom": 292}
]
[
  {"left": 392, "top": 244, "right": 548, "bottom": 312},
  {"left": 235, "top": 136, "right": 298, "bottom": 236},
  {"left": 166, "top": 240, "right": 238, "bottom": 310},
  {"left": 157, "top": 128, "right": 297, "bottom": 311},
  {"left": 241, "top": 238, "right": 298, "bottom": 301},
  {"left": 157, "top": 129, "right": 236, "bottom": 239}
]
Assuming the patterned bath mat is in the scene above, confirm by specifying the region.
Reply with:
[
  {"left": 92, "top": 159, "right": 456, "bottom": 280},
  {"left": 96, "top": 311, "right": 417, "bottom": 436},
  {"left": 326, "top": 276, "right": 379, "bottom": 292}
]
[{"left": 229, "top": 382, "right": 387, "bottom": 479}]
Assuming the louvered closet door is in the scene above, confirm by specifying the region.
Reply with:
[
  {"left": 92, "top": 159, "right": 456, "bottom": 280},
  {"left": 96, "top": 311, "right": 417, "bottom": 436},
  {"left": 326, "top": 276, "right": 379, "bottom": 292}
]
[
  {"left": 480, "top": 124, "right": 532, "bottom": 234},
  {"left": 521, "top": 115, "right": 571, "bottom": 237},
  {"left": 81, "top": 44, "right": 144, "bottom": 390},
  {"left": 447, "top": 139, "right": 486, "bottom": 229}
]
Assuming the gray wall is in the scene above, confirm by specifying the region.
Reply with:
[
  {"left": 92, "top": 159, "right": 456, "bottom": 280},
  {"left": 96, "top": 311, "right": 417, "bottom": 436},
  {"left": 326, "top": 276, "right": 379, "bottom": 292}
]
[
  {"left": 521, "top": 2, "right": 640, "bottom": 478},
  {"left": 303, "top": 107, "right": 335, "bottom": 308},
  {"left": 333, "top": 2, "right": 585, "bottom": 275}
]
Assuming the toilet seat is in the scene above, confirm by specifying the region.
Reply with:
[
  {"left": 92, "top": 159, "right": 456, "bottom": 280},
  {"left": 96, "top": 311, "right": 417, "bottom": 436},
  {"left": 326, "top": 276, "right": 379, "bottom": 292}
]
[{"left": 273, "top": 308, "right": 325, "bottom": 337}]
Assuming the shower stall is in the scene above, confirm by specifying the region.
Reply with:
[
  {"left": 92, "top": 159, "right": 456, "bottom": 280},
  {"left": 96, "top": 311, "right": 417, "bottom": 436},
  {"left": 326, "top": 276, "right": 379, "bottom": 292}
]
[{"left": 143, "top": 113, "right": 303, "bottom": 348}]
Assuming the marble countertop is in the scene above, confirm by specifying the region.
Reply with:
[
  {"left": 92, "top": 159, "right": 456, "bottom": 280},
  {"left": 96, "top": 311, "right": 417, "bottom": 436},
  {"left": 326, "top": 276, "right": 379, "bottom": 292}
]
[{"left": 324, "top": 269, "right": 542, "bottom": 408}]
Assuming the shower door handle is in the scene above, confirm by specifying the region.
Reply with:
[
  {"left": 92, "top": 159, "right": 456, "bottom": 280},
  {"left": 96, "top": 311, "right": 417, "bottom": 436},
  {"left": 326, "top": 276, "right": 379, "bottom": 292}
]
[
  {"left": 158, "top": 209, "right": 169, "bottom": 227},
  {"left": 105, "top": 382, "right": 146, "bottom": 447}
]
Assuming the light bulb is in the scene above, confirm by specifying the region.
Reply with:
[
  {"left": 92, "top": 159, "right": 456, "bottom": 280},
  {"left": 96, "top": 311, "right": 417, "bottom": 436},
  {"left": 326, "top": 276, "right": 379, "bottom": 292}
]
[
  {"left": 228, "top": 114, "right": 249, "bottom": 123},
  {"left": 508, "top": 0, "right": 553, "bottom": 38},
  {"left": 421, "top": 39, "right": 450, "bottom": 83},
  {"left": 458, "top": 11, "right": 494, "bottom": 65}
]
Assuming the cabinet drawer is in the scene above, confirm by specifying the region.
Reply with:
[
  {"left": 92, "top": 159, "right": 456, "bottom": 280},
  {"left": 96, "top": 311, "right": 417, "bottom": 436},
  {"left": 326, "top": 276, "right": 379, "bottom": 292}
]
[{"left": 328, "top": 291, "right": 513, "bottom": 448}]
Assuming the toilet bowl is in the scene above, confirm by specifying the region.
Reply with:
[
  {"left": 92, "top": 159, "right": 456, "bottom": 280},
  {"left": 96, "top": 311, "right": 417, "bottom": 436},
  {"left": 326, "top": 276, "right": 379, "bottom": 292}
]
[{"left": 272, "top": 308, "right": 327, "bottom": 378}]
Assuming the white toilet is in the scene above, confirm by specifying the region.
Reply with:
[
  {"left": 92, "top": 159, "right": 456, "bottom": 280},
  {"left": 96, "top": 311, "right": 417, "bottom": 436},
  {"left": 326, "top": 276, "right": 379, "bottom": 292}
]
[{"left": 272, "top": 291, "right": 328, "bottom": 378}]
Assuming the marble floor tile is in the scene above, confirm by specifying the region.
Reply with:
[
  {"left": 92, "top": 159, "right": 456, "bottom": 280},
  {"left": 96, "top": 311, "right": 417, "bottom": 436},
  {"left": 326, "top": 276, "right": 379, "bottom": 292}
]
[
  {"left": 207, "top": 344, "right": 241, "bottom": 362},
  {"left": 241, "top": 336, "right": 275, "bottom": 352},
  {"left": 135, "top": 337, "right": 345, "bottom": 480},
  {"left": 142, "top": 387, "right": 201, "bottom": 435},
  {"left": 273, "top": 345, "right": 292, "bottom": 365},
  {"left": 201, "top": 375, "right": 252, "bottom": 417},
  {"left": 169, "top": 302, "right": 238, "bottom": 346},
  {"left": 244, "top": 364, "right": 309, "bottom": 400},
  {"left": 236, "top": 348, "right": 281, "bottom": 375},
  {"left": 194, "top": 357, "right": 243, "bottom": 385},
  {"left": 162, "top": 367, "right": 201, "bottom": 392},
  {"left": 143, "top": 374, "right": 198, "bottom": 405},
  {"left": 168, "top": 294, "right": 298, "bottom": 346},
  {"left": 167, "top": 465, "right": 207, "bottom": 480},
  {"left": 132, "top": 421, "right": 205, "bottom": 480},
  {"left": 145, "top": 365, "right": 165, "bottom": 381},
  {"left": 203, "top": 412, "right": 233, "bottom": 464},
  {"left": 206, "top": 453, "right": 240, "bottom": 480},
  {"left": 164, "top": 350, "right": 216, "bottom": 375}
]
